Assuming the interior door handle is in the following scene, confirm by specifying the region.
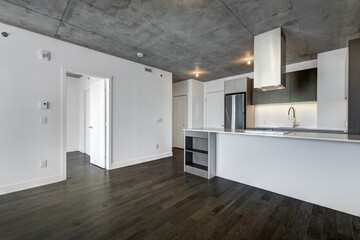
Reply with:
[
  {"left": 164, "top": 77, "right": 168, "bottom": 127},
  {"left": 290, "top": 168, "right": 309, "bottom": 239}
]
[{"left": 88, "top": 126, "right": 93, "bottom": 129}]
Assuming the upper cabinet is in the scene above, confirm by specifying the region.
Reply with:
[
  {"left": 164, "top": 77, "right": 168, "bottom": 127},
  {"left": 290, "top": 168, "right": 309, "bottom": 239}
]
[
  {"left": 269, "top": 73, "right": 291, "bottom": 103},
  {"left": 224, "top": 80, "right": 235, "bottom": 94},
  {"left": 224, "top": 78, "right": 249, "bottom": 94},
  {"left": 252, "top": 68, "right": 317, "bottom": 105},
  {"left": 317, "top": 48, "right": 348, "bottom": 131},
  {"left": 290, "top": 69, "right": 317, "bottom": 102},
  {"left": 252, "top": 88, "right": 270, "bottom": 104}
]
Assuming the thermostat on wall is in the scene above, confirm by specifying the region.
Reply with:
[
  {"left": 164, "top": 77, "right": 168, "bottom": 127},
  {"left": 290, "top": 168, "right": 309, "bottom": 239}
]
[{"left": 39, "top": 101, "right": 49, "bottom": 110}]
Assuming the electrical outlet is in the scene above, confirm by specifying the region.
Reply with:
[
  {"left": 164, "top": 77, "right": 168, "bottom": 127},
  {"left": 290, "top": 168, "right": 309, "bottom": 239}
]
[
  {"left": 156, "top": 144, "right": 159, "bottom": 149},
  {"left": 40, "top": 160, "right": 47, "bottom": 168},
  {"left": 264, "top": 120, "right": 268, "bottom": 125}
]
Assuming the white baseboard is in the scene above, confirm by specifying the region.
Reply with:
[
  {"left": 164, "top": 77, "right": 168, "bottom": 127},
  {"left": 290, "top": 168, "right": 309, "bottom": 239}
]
[
  {"left": 0, "top": 175, "right": 63, "bottom": 195},
  {"left": 111, "top": 152, "right": 173, "bottom": 170}
]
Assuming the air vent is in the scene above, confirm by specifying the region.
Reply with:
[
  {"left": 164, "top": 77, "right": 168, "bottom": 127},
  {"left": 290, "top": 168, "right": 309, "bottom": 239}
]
[{"left": 145, "top": 67, "right": 153, "bottom": 73}]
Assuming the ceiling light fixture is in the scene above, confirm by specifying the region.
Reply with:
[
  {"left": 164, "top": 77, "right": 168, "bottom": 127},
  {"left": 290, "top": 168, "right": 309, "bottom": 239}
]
[
  {"left": 137, "top": 52, "right": 144, "bottom": 58},
  {"left": 247, "top": 58, "right": 252, "bottom": 65},
  {"left": 195, "top": 72, "right": 199, "bottom": 78}
]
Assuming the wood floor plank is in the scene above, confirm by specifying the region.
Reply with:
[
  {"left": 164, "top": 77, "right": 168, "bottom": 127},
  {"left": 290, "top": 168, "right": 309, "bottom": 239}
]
[
  {"left": 337, "top": 211, "right": 354, "bottom": 239},
  {"left": 0, "top": 149, "right": 360, "bottom": 240},
  {"left": 322, "top": 208, "right": 338, "bottom": 240}
]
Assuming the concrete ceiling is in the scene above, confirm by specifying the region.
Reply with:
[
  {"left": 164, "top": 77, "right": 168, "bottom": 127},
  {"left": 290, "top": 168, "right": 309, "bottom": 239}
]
[{"left": 0, "top": 0, "right": 359, "bottom": 82}]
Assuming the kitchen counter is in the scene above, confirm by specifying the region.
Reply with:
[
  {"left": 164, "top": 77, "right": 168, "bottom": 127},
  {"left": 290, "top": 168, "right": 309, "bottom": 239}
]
[
  {"left": 184, "top": 128, "right": 360, "bottom": 143},
  {"left": 183, "top": 127, "right": 360, "bottom": 217},
  {"left": 246, "top": 127, "right": 345, "bottom": 134}
]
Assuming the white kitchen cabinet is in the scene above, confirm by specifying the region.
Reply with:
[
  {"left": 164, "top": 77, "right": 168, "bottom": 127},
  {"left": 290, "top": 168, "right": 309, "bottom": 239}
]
[
  {"left": 317, "top": 48, "right": 348, "bottom": 131},
  {"left": 224, "top": 78, "right": 250, "bottom": 94},
  {"left": 224, "top": 80, "right": 235, "bottom": 94},
  {"left": 205, "top": 91, "right": 224, "bottom": 128},
  {"left": 235, "top": 78, "right": 247, "bottom": 92}
]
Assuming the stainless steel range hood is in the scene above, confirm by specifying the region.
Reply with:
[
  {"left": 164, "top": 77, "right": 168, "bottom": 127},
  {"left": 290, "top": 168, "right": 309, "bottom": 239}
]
[{"left": 254, "top": 27, "right": 286, "bottom": 91}]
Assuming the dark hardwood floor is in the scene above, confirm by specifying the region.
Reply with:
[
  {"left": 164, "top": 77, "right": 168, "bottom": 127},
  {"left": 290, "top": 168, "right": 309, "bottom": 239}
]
[{"left": 1, "top": 149, "right": 360, "bottom": 240}]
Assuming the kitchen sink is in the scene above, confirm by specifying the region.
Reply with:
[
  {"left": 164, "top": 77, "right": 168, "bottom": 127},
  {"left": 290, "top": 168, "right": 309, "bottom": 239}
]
[{"left": 244, "top": 130, "right": 292, "bottom": 135}]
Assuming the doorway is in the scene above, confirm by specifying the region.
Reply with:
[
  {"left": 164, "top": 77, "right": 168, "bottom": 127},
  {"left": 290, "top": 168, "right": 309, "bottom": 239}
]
[
  {"left": 61, "top": 67, "right": 112, "bottom": 180},
  {"left": 173, "top": 95, "right": 187, "bottom": 149}
]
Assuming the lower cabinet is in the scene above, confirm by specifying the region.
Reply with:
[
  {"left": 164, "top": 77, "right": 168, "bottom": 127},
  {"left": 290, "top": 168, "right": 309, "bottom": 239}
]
[{"left": 184, "top": 130, "right": 216, "bottom": 179}]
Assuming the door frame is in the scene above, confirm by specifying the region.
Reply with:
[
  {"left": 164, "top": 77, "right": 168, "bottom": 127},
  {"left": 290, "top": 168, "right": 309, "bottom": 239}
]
[
  {"left": 172, "top": 94, "right": 187, "bottom": 149},
  {"left": 61, "top": 66, "right": 113, "bottom": 180},
  {"left": 84, "top": 89, "right": 90, "bottom": 155}
]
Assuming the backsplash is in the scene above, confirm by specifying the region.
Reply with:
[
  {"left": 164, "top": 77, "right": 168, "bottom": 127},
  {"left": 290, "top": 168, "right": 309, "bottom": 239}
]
[{"left": 254, "top": 102, "right": 317, "bottom": 128}]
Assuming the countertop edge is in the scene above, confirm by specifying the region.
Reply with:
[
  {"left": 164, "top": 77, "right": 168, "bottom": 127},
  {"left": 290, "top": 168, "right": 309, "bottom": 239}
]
[{"left": 184, "top": 128, "right": 360, "bottom": 143}]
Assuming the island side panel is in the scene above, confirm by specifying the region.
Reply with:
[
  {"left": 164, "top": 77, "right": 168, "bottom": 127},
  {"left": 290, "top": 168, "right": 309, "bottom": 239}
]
[{"left": 216, "top": 133, "right": 360, "bottom": 217}]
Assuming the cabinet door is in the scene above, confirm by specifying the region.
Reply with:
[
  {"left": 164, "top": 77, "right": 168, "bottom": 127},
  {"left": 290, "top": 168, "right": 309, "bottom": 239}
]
[
  {"left": 235, "top": 78, "right": 247, "bottom": 93},
  {"left": 252, "top": 88, "right": 270, "bottom": 104},
  {"left": 269, "top": 73, "right": 291, "bottom": 103},
  {"left": 224, "top": 80, "right": 235, "bottom": 94},
  {"left": 205, "top": 91, "right": 224, "bottom": 128},
  {"left": 290, "top": 69, "right": 317, "bottom": 102}
]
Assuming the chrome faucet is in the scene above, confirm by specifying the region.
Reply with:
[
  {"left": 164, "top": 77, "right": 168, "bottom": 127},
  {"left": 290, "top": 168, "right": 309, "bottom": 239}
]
[{"left": 288, "top": 107, "right": 299, "bottom": 128}]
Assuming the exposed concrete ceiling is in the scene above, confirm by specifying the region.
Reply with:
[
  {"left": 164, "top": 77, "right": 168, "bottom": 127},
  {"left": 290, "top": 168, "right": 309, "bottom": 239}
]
[{"left": 0, "top": 0, "right": 359, "bottom": 82}]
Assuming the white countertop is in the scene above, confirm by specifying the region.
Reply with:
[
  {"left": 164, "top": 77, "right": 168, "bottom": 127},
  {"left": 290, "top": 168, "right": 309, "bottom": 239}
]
[{"left": 184, "top": 128, "right": 360, "bottom": 143}]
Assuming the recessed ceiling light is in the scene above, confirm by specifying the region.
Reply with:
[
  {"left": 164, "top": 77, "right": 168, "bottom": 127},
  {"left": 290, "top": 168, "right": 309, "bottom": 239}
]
[
  {"left": 137, "top": 52, "right": 144, "bottom": 58},
  {"left": 190, "top": 68, "right": 205, "bottom": 78}
]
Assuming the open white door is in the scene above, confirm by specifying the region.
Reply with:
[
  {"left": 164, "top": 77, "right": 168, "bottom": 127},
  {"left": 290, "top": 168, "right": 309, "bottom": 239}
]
[
  {"left": 173, "top": 95, "right": 187, "bottom": 148},
  {"left": 89, "top": 80, "right": 106, "bottom": 168}
]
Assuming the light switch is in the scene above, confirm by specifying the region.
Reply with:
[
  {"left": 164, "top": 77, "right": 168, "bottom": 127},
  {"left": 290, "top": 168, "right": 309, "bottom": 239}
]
[
  {"left": 40, "top": 116, "right": 47, "bottom": 124},
  {"left": 156, "top": 117, "right": 163, "bottom": 123}
]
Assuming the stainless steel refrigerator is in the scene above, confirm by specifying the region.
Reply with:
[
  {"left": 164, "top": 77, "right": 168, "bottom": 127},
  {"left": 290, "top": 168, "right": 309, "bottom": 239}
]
[{"left": 224, "top": 93, "right": 246, "bottom": 131}]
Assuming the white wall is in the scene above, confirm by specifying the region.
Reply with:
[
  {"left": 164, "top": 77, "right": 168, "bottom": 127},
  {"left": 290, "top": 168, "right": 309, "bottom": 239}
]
[
  {"left": 0, "top": 23, "right": 172, "bottom": 194},
  {"left": 66, "top": 77, "right": 80, "bottom": 152},
  {"left": 317, "top": 48, "right": 348, "bottom": 131}
]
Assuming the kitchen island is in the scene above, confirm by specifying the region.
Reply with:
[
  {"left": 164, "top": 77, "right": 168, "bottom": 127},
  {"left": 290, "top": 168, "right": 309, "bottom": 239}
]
[{"left": 184, "top": 128, "right": 360, "bottom": 217}]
